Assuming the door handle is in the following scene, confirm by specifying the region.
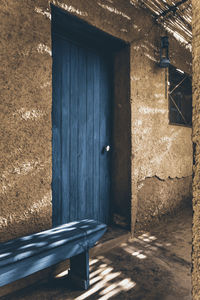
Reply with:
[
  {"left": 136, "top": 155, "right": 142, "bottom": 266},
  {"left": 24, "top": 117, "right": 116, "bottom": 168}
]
[{"left": 104, "top": 145, "right": 110, "bottom": 152}]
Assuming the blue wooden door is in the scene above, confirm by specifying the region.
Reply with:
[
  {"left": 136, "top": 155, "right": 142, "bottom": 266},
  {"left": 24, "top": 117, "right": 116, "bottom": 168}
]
[{"left": 52, "top": 32, "right": 112, "bottom": 225}]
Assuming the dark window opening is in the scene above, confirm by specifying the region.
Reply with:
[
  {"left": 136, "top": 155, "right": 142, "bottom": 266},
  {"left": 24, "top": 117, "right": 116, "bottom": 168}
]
[{"left": 169, "top": 65, "right": 192, "bottom": 127}]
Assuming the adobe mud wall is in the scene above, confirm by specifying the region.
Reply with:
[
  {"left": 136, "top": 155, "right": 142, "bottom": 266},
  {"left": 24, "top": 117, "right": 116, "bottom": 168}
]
[
  {"left": 192, "top": 0, "right": 200, "bottom": 298},
  {"left": 0, "top": 0, "right": 192, "bottom": 242},
  {"left": 130, "top": 29, "right": 192, "bottom": 230},
  {"left": 135, "top": 176, "right": 192, "bottom": 231}
]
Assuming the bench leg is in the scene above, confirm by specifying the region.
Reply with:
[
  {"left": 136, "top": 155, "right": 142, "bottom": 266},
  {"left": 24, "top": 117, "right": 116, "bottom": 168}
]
[{"left": 68, "top": 250, "right": 89, "bottom": 290}]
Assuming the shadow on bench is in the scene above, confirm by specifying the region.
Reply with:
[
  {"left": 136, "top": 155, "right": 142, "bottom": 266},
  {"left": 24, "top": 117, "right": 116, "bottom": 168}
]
[{"left": 0, "top": 219, "right": 107, "bottom": 290}]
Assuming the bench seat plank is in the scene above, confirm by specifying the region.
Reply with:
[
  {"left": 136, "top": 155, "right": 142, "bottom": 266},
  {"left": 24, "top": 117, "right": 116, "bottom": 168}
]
[{"left": 0, "top": 219, "right": 106, "bottom": 287}]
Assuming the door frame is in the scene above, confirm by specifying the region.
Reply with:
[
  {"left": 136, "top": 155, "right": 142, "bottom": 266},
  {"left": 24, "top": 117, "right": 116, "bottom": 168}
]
[{"left": 51, "top": 4, "right": 130, "bottom": 227}]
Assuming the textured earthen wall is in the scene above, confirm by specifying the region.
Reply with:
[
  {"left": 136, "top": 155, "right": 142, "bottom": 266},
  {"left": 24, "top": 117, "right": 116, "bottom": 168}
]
[
  {"left": 135, "top": 176, "right": 192, "bottom": 231},
  {"left": 129, "top": 7, "right": 192, "bottom": 229},
  {"left": 0, "top": 0, "right": 192, "bottom": 243},
  {"left": 0, "top": 0, "right": 52, "bottom": 242},
  {"left": 192, "top": 0, "right": 200, "bottom": 298}
]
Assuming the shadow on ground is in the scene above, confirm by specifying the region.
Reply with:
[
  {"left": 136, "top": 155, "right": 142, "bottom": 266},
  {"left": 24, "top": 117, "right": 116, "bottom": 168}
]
[{"left": 2, "top": 208, "right": 192, "bottom": 300}]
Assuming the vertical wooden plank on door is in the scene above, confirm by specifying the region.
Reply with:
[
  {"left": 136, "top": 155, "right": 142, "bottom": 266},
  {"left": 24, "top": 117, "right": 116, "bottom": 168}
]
[
  {"left": 52, "top": 34, "right": 62, "bottom": 226},
  {"left": 77, "top": 47, "right": 87, "bottom": 219},
  {"left": 93, "top": 54, "right": 101, "bottom": 221},
  {"left": 61, "top": 38, "right": 71, "bottom": 223},
  {"left": 99, "top": 54, "right": 111, "bottom": 223},
  {"left": 86, "top": 50, "right": 95, "bottom": 219},
  {"left": 69, "top": 43, "right": 79, "bottom": 221}
]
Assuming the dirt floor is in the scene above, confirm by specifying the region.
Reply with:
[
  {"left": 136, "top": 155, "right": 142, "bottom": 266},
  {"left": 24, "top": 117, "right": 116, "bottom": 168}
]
[{"left": 2, "top": 207, "right": 192, "bottom": 300}]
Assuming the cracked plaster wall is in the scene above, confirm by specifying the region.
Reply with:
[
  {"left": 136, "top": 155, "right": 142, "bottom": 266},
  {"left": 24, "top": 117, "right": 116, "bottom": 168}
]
[
  {"left": 0, "top": 0, "right": 192, "bottom": 244},
  {"left": 135, "top": 176, "right": 192, "bottom": 231}
]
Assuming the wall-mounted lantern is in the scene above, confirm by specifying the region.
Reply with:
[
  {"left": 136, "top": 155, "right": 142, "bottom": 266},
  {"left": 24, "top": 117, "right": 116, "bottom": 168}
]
[{"left": 159, "top": 36, "right": 170, "bottom": 68}]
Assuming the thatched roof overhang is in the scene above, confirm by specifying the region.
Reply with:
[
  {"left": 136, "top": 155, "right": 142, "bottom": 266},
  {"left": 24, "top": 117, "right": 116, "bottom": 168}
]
[{"left": 132, "top": 0, "right": 192, "bottom": 50}]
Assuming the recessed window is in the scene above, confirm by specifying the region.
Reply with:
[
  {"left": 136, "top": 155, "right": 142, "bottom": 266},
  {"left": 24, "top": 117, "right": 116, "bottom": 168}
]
[{"left": 168, "top": 65, "right": 192, "bottom": 127}]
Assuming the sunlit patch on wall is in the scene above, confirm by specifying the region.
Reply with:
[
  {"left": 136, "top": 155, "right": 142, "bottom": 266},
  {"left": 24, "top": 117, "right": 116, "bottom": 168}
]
[
  {"left": 35, "top": 7, "right": 51, "bottom": 19},
  {"left": 13, "top": 108, "right": 44, "bottom": 121},
  {"left": 131, "top": 75, "right": 140, "bottom": 81},
  {"left": 141, "top": 44, "right": 149, "bottom": 51},
  {"left": 160, "top": 136, "right": 171, "bottom": 143},
  {"left": 57, "top": 1, "right": 88, "bottom": 16},
  {"left": 144, "top": 53, "right": 158, "bottom": 63},
  {"left": 28, "top": 191, "right": 52, "bottom": 214},
  {"left": 37, "top": 43, "right": 52, "bottom": 56},
  {"left": 0, "top": 185, "right": 7, "bottom": 194},
  {"left": 142, "top": 128, "right": 151, "bottom": 134},
  {"left": 97, "top": 3, "right": 131, "bottom": 20},
  {"left": 0, "top": 217, "right": 8, "bottom": 227},
  {"left": 3, "top": 192, "right": 51, "bottom": 223},
  {"left": 139, "top": 107, "right": 167, "bottom": 114},
  {"left": 137, "top": 182, "right": 144, "bottom": 190},
  {"left": 134, "top": 120, "right": 142, "bottom": 126},
  {"left": 41, "top": 81, "right": 51, "bottom": 89},
  {"left": 0, "top": 156, "right": 50, "bottom": 197},
  {"left": 133, "top": 45, "right": 140, "bottom": 51},
  {"left": 12, "top": 161, "right": 38, "bottom": 175},
  {"left": 154, "top": 93, "right": 164, "bottom": 99},
  {"left": 120, "top": 28, "right": 128, "bottom": 33},
  {"left": 0, "top": 192, "right": 51, "bottom": 229}
]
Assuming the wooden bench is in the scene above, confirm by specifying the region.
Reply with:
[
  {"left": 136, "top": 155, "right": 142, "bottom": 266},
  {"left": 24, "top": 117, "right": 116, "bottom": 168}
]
[{"left": 0, "top": 219, "right": 107, "bottom": 290}]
